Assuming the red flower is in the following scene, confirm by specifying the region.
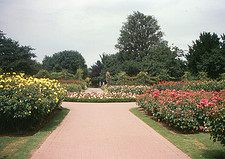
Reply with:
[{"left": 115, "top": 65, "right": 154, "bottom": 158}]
[
  {"left": 200, "top": 99, "right": 209, "bottom": 106},
  {"left": 153, "top": 89, "right": 160, "bottom": 98},
  {"left": 208, "top": 102, "right": 215, "bottom": 107}
]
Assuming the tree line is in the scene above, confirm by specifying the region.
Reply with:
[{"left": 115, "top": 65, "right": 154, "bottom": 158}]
[{"left": 1, "top": 11, "right": 224, "bottom": 85}]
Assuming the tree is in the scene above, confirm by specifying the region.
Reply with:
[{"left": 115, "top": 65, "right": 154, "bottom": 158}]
[
  {"left": 94, "top": 12, "right": 185, "bottom": 80},
  {"left": 74, "top": 68, "right": 84, "bottom": 80},
  {"left": 186, "top": 32, "right": 225, "bottom": 79},
  {"left": 98, "top": 43, "right": 185, "bottom": 80},
  {"left": 0, "top": 30, "right": 39, "bottom": 75},
  {"left": 100, "top": 53, "right": 122, "bottom": 76},
  {"left": 42, "top": 50, "right": 87, "bottom": 75},
  {"left": 140, "top": 44, "right": 185, "bottom": 79},
  {"left": 115, "top": 11, "right": 163, "bottom": 61},
  {"left": 90, "top": 60, "right": 103, "bottom": 78}
]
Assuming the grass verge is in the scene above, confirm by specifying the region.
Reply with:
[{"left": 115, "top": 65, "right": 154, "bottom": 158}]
[
  {"left": 0, "top": 108, "right": 69, "bottom": 159},
  {"left": 130, "top": 107, "right": 225, "bottom": 159},
  {"left": 64, "top": 97, "right": 136, "bottom": 103}
]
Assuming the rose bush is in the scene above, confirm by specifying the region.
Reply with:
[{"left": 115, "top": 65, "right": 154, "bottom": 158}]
[
  {"left": 0, "top": 73, "right": 66, "bottom": 132},
  {"left": 151, "top": 80, "right": 225, "bottom": 91},
  {"left": 68, "top": 91, "right": 136, "bottom": 99},
  {"left": 107, "top": 85, "right": 151, "bottom": 95},
  {"left": 210, "top": 107, "right": 225, "bottom": 146},
  {"left": 137, "top": 89, "right": 225, "bottom": 133}
]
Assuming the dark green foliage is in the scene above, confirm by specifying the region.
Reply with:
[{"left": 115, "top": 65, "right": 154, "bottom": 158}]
[
  {"left": 35, "top": 69, "right": 86, "bottom": 82},
  {"left": 62, "top": 83, "right": 83, "bottom": 92},
  {"left": 50, "top": 71, "right": 74, "bottom": 80},
  {"left": 90, "top": 60, "right": 103, "bottom": 87},
  {"left": 64, "top": 97, "right": 135, "bottom": 103},
  {"left": 74, "top": 68, "right": 84, "bottom": 80},
  {"left": 110, "top": 71, "right": 157, "bottom": 85},
  {"left": 34, "top": 69, "right": 50, "bottom": 78},
  {"left": 0, "top": 30, "right": 39, "bottom": 75},
  {"left": 182, "top": 71, "right": 195, "bottom": 81},
  {"left": 140, "top": 44, "right": 185, "bottom": 79},
  {"left": 100, "top": 43, "right": 185, "bottom": 81},
  {"left": 100, "top": 53, "right": 121, "bottom": 76},
  {"left": 186, "top": 32, "right": 225, "bottom": 79},
  {"left": 210, "top": 109, "right": 225, "bottom": 146},
  {"left": 93, "top": 12, "right": 186, "bottom": 81},
  {"left": 115, "top": 11, "right": 163, "bottom": 60},
  {"left": 42, "top": 50, "right": 87, "bottom": 75}
]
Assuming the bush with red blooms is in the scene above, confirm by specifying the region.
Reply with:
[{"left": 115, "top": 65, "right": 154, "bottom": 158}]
[
  {"left": 210, "top": 107, "right": 225, "bottom": 146},
  {"left": 151, "top": 80, "right": 225, "bottom": 91},
  {"left": 137, "top": 89, "right": 225, "bottom": 133}
]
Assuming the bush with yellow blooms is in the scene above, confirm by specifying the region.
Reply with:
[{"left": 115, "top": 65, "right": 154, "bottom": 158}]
[{"left": 0, "top": 73, "right": 66, "bottom": 132}]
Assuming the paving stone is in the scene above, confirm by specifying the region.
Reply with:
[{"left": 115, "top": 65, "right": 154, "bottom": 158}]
[{"left": 31, "top": 102, "right": 191, "bottom": 159}]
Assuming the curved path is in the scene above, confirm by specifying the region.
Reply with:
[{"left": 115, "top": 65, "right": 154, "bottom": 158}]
[{"left": 31, "top": 102, "right": 190, "bottom": 159}]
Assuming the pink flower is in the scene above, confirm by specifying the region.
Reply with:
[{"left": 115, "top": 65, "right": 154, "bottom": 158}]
[
  {"left": 208, "top": 102, "right": 215, "bottom": 107},
  {"left": 200, "top": 99, "right": 209, "bottom": 106},
  {"left": 153, "top": 89, "right": 160, "bottom": 98},
  {"left": 175, "top": 100, "right": 180, "bottom": 106}
]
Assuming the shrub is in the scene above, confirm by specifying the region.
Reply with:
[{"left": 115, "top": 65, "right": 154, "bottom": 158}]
[
  {"left": 74, "top": 68, "right": 84, "bottom": 80},
  {"left": 181, "top": 71, "right": 195, "bottom": 81},
  {"left": 111, "top": 71, "right": 157, "bottom": 85},
  {"left": 49, "top": 70, "right": 75, "bottom": 80},
  {"left": 85, "top": 77, "right": 91, "bottom": 87},
  {"left": 137, "top": 89, "right": 225, "bottom": 133},
  {"left": 58, "top": 78, "right": 87, "bottom": 92},
  {"left": 157, "top": 69, "right": 174, "bottom": 81},
  {"left": 152, "top": 80, "right": 225, "bottom": 91},
  {"left": 197, "top": 71, "right": 210, "bottom": 81},
  {"left": 210, "top": 108, "right": 225, "bottom": 146},
  {"left": 219, "top": 73, "right": 225, "bottom": 80},
  {"left": 107, "top": 85, "right": 150, "bottom": 95},
  {"left": 64, "top": 97, "right": 135, "bottom": 103},
  {"left": 62, "top": 83, "right": 83, "bottom": 92},
  {"left": 0, "top": 73, "right": 66, "bottom": 132},
  {"left": 34, "top": 69, "right": 50, "bottom": 78}
]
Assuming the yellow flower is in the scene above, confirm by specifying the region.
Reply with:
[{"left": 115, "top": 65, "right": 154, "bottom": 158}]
[{"left": 55, "top": 97, "right": 59, "bottom": 103}]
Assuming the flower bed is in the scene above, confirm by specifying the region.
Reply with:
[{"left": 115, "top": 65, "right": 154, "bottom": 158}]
[
  {"left": 0, "top": 73, "right": 66, "bottom": 132},
  {"left": 210, "top": 107, "right": 225, "bottom": 146},
  {"left": 107, "top": 85, "right": 151, "bottom": 95},
  {"left": 67, "top": 91, "right": 136, "bottom": 99},
  {"left": 152, "top": 80, "right": 225, "bottom": 91},
  {"left": 137, "top": 89, "right": 225, "bottom": 133},
  {"left": 66, "top": 91, "right": 136, "bottom": 102}
]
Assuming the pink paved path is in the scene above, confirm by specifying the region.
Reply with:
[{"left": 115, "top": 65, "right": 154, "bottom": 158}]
[{"left": 31, "top": 102, "right": 190, "bottom": 159}]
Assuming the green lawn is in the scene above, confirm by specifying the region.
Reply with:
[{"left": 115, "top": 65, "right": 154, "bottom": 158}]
[
  {"left": 0, "top": 108, "right": 69, "bottom": 159},
  {"left": 130, "top": 107, "right": 225, "bottom": 159}
]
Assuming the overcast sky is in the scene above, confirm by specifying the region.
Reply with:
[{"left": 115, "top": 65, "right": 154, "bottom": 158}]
[{"left": 0, "top": 0, "right": 225, "bottom": 67}]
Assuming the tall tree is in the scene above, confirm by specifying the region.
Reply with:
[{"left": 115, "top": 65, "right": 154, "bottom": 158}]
[
  {"left": 115, "top": 11, "right": 163, "bottom": 61},
  {"left": 90, "top": 60, "right": 103, "bottom": 86},
  {"left": 90, "top": 60, "right": 103, "bottom": 78},
  {"left": 141, "top": 44, "right": 185, "bottom": 78},
  {"left": 42, "top": 50, "right": 87, "bottom": 75},
  {"left": 186, "top": 32, "right": 225, "bottom": 79},
  {"left": 0, "top": 30, "right": 39, "bottom": 75}
]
